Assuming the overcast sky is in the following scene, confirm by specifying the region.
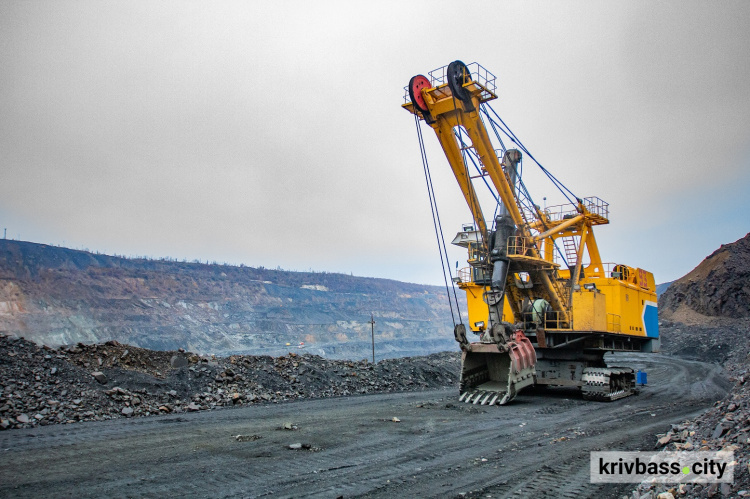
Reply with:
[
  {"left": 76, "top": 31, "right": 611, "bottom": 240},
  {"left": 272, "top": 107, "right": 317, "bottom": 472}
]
[{"left": 1, "top": 1, "right": 749, "bottom": 286}]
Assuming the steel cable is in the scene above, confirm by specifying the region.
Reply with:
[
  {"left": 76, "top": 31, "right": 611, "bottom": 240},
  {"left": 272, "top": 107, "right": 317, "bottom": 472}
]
[{"left": 414, "top": 114, "right": 463, "bottom": 326}]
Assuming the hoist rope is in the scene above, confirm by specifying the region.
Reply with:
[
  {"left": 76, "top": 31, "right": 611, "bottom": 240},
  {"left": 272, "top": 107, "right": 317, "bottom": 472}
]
[
  {"left": 479, "top": 110, "right": 507, "bottom": 154},
  {"left": 414, "top": 114, "right": 463, "bottom": 326},
  {"left": 479, "top": 103, "right": 577, "bottom": 267},
  {"left": 481, "top": 104, "right": 579, "bottom": 205}
]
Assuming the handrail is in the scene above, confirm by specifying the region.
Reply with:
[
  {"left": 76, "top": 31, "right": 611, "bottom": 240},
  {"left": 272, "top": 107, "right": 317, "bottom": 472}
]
[
  {"left": 521, "top": 311, "right": 567, "bottom": 330},
  {"left": 403, "top": 62, "right": 497, "bottom": 104},
  {"left": 543, "top": 197, "right": 609, "bottom": 223}
]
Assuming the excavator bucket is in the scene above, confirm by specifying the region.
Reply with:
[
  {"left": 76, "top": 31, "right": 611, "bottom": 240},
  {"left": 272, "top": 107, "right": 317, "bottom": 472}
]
[{"left": 458, "top": 332, "right": 537, "bottom": 405}]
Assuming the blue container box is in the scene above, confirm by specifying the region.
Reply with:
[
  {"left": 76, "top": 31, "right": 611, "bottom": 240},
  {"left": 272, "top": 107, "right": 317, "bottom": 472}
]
[{"left": 636, "top": 371, "right": 647, "bottom": 385}]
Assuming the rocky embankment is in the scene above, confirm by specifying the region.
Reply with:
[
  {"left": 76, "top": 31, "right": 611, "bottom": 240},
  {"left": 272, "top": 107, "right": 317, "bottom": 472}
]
[
  {"left": 660, "top": 233, "right": 750, "bottom": 318},
  {"left": 0, "top": 332, "right": 459, "bottom": 431},
  {"left": 630, "top": 234, "right": 750, "bottom": 499},
  {"left": 0, "top": 239, "right": 460, "bottom": 359}
]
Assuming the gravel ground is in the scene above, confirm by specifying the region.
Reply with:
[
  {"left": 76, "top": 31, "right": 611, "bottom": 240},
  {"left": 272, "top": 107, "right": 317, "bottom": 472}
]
[
  {"left": 2, "top": 320, "right": 747, "bottom": 497},
  {"left": 0, "top": 352, "right": 729, "bottom": 498}
]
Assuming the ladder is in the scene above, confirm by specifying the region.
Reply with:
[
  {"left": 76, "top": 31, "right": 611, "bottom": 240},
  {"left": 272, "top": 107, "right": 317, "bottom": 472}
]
[{"left": 562, "top": 236, "right": 578, "bottom": 267}]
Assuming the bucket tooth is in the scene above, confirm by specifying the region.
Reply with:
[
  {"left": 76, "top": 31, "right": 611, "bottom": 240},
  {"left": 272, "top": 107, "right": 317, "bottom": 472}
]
[
  {"left": 498, "top": 391, "right": 512, "bottom": 405},
  {"left": 459, "top": 391, "right": 469, "bottom": 402},
  {"left": 472, "top": 391, "right": 484, "bottom": 404},
  {"left": 480, "top": 393, "right": 492, "bottom": 405},
  {"left": 488, "top": 393, "right": 499, "bottom": 406}
]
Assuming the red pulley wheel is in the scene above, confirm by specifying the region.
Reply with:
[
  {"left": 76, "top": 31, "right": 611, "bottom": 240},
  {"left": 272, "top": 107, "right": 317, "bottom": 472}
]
[{"left": 408, "top": 75, "right": 431, "bottom": 113}]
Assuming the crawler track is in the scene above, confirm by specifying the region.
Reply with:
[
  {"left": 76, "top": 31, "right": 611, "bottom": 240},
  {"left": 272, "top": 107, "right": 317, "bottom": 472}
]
[
  {"left": 581, "top": 367, "right": 636, "bottom": 401},
  {"left": 0, "top": 353, "right": 730, "bottom": 498}
]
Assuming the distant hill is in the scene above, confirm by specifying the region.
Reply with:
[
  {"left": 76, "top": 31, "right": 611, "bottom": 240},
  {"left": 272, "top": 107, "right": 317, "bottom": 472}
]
[
  {"left": 655, "top": 281, "right": 673, "bottom": 298},
  {"left": 659, "top": 233, "right": 750, "bottom": 318},
  {"left": 0, "top": 240, "right": 461, "bottom": 359}
]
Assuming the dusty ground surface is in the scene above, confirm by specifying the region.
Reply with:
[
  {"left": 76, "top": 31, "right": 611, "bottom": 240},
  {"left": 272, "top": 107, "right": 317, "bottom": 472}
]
[{"left": 0, "top": 352, "right": 730, "bottom": 498}]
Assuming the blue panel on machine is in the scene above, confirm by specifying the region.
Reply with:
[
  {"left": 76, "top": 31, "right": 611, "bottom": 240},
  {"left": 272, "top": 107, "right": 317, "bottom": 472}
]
[{"left": 643, "top": 303, "right": 659, "bottom": 338}]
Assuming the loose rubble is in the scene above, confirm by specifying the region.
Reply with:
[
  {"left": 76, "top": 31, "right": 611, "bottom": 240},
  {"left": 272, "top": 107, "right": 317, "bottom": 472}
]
[
  {"left": 628, "top": 320, "right": 750, "bottom": 498},
  {"left": 0, "top": 332, "right": 459, "bottom": 431},
  {"left": 629, "top": 234, "right": 750, "bottom": 498},
  {"left": 235, "top": 434, "right": 262, "bottom": 442}
]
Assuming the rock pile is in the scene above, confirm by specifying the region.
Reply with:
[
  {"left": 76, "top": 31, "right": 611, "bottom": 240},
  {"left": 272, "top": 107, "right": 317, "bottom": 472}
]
[
  {"left": 629, "top": 368, "right": 749, "bottom": 498},
  {"left": 660, "top": 233, "right": 750, "bottom": 318},
  {"left": 0, "top": 332, "right": 459, "bottom": 431},
  {"left": 659, "top": 318, "right": 750, "bottom": 368},
  {"left": 627, "top": 321, "right": 750, "bottom": 497}
]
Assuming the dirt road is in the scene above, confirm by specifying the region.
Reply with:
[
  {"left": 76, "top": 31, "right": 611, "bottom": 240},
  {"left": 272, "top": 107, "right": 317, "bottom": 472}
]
[{"left": 0, "top": 353, "right": 729, "bottom": 498}]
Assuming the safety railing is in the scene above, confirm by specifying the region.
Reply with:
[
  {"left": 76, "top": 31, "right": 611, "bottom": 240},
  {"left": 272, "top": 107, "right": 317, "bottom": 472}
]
[
  {"left": 454, "top": 266, "right": 492, "bottom": 286},
  {"left": 507, "top": 236, "right": 549, "bottom": 263},
  {"left": 506, "top": 236, "right": 530, "bottom": 256},
  {"left": 521, "top": 206, "right": 543, "bottom": 223},
  {"left": 456, "top": 267, "right": 472, "bottom": 284},
  {"left": 582, "top": 197, "right": 609, "bottom": 219},
  {"left": 403, "top": 62, "right": 497, "bottom": 104},
  {"left": 521, "top": 310, "right": 567, "bottom": 330},
  {"left": 542, "top": 197, "right": 609, "bottom": 223},
  {"left": 428, "top": 62, "right": 496, "bottom": 96}
]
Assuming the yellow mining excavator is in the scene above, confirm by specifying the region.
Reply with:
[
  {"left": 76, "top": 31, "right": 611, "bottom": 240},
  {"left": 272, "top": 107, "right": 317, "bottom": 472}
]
[{"left": 403, "top": 61, "right": 659, "bottom": 405}]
